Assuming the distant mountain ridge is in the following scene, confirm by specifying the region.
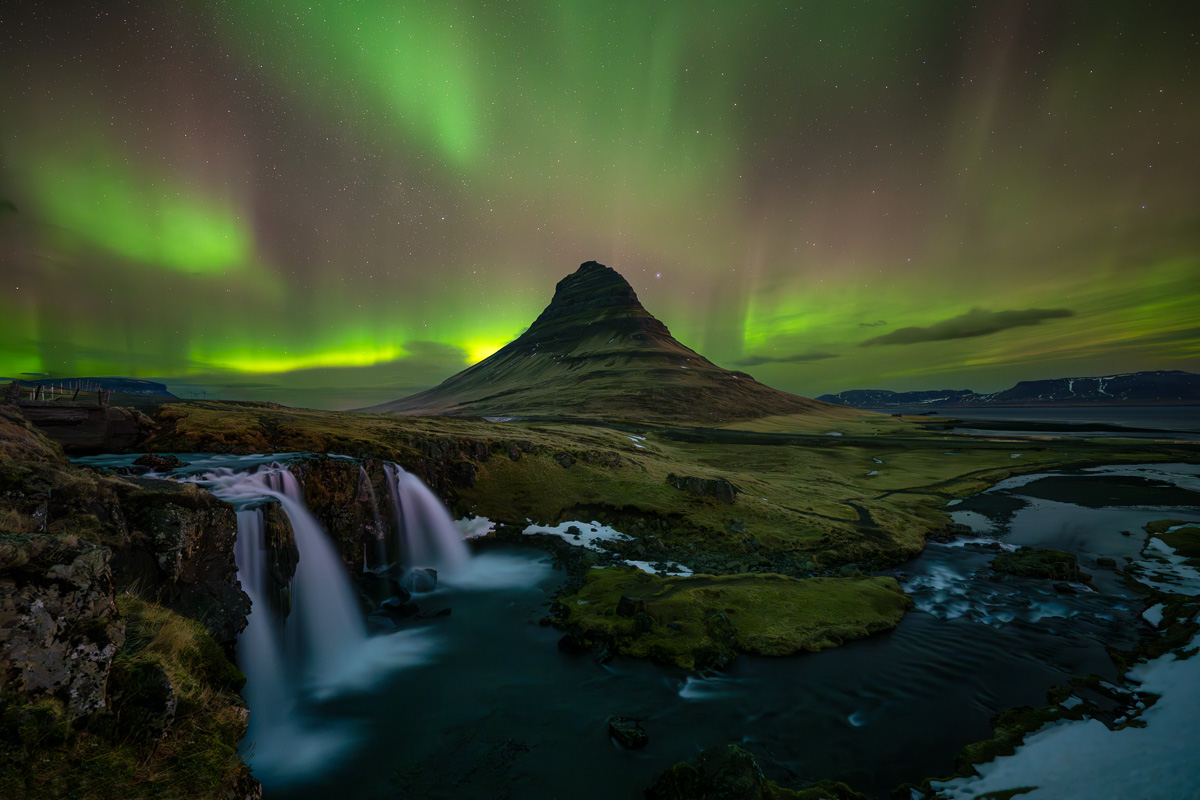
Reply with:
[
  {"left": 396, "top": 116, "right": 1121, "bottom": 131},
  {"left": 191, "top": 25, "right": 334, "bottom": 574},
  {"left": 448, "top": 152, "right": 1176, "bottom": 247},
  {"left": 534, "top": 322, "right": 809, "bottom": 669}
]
[
  {"left": 367, "top": 261, "right": 844, "bottom": 423},
  {"left": 9, "top": 376, "right": 178, "bottom": 398},
  {"left": 818, "top": 370, "right": 1200, "bottom": 408}
]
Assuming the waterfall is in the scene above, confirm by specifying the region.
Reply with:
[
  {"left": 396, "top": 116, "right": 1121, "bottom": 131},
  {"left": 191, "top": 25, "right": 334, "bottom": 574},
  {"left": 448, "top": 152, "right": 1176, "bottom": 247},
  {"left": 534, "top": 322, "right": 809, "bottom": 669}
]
[
  {"left": 270, "top": 470, "right": 368, "bottom": 688},
  {"left": 233, "top": 508, "right": 292, "bottom": 736},
  {"left": 383, "top": 464, "right": 470, "bottom": 576},
  {"left": 199, "top": 465, "right": 368, "bottom": 692},
  {"left": 169, "top": 458, "right": 450, "bottom": 781},
  {"left": 358, "top": 465, "right": 386, "bottom": 571}
]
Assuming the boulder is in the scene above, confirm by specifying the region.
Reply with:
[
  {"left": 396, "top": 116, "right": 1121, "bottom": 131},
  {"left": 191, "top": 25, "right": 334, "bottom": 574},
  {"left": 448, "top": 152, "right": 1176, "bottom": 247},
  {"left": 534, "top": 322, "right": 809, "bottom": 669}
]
[
  {"left": 403, "top": 567, "right": 438, "bottom": 593},
  {"left": 0, "top": 533, "right": 124, "bottom": 717},
  {"left": 608, "top": 716, "right": 648, "bottom": 749}
]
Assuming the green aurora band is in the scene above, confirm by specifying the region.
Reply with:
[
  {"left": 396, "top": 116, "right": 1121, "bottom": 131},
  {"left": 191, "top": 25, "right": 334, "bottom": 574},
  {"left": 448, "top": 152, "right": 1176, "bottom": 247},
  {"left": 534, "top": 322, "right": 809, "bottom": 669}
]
[{"left": 1, "top": 1, "right": 1196, "bottom": 408}]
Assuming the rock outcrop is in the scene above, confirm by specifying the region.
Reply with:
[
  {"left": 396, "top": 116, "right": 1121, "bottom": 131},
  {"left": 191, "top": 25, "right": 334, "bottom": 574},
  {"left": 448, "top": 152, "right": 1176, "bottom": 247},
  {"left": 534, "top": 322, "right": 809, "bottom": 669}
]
[{"left": 0, "top": 405, "right": 258, "bottom": 798}]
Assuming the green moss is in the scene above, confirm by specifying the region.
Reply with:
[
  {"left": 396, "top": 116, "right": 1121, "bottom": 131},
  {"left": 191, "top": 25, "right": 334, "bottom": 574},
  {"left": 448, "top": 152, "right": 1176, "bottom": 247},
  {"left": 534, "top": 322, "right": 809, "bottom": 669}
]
[
  {"left": 1146, "top": 522, "right": 1200, "bottom": 567},
  {"left": 0, "top": 597, "right": 251, "bottom": 799},
  {"left": 767, "top": 779, "right": 871, "bottom": 799},
  {"left": 991, "top": 547, "right": 1091, "bottom": 583},
  {"left": 1143, "top": 518, "right": 1192, "bottom": 535},
  {"left": 559, "top": 567, "right": 911, "bottom": 669},
  {"left": 953, "top": 706, "right": 1063, "bottom": 777}
]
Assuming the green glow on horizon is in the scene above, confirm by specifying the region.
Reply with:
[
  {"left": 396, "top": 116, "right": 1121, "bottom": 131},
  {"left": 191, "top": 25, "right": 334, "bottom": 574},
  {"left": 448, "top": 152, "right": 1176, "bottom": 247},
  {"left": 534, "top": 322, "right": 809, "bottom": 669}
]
[{"left": 190, "top": 342, "right": 408, "bottom": 375}]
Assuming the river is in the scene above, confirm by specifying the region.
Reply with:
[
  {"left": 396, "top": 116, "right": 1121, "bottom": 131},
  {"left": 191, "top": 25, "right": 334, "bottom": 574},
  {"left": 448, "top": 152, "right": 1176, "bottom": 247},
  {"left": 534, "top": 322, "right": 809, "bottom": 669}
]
[{"left": 73, "top": 456, "right": 1200, "bottom": 798}]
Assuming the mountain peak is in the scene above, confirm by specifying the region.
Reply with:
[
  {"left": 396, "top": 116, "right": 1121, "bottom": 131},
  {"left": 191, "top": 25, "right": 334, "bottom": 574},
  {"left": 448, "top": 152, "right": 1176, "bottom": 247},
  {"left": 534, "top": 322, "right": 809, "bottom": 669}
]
[
  {"left": 525, "top": 261, "right": 668, "bottom": 342},
  {"left": 368, "top": 261, "right": 839, "bottom": 422}
]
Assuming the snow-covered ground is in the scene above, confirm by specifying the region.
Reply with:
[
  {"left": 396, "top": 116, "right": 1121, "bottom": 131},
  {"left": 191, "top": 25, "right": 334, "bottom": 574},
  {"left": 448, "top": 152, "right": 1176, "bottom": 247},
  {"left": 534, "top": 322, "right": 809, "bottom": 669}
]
[
  {"left": 931, "top": 506, "right": 1200, "bottom": 800},
  {"left": 521, "top": 520, "right": 692, "bottom": 576}
]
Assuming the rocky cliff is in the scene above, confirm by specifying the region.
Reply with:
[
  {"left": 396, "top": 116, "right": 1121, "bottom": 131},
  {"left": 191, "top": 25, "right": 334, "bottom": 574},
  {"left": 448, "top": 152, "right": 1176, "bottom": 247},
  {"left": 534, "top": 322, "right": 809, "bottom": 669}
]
[{"left": 0, "top": 406, "right": 258, "bottom": 799}]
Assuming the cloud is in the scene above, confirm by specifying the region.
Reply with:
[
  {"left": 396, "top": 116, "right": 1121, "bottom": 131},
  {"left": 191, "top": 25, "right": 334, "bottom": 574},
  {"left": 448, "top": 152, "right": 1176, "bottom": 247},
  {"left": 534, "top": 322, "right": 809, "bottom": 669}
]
[
  {"left": 858, "top": 320, "right": 888, "bottom": 328},
  {"left": 733, "top": 351, "right": 840, "bottom": 367},
  {"left": 861, "top": 308, "right": 1075, "bottom": 346}
]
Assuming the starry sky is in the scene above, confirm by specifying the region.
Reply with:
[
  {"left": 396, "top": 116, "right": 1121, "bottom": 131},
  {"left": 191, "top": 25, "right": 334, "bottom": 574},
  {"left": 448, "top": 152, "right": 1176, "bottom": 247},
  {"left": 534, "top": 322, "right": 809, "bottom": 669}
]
[{"left": 2, "top": 1, "right": 1197, "bottom": 409}]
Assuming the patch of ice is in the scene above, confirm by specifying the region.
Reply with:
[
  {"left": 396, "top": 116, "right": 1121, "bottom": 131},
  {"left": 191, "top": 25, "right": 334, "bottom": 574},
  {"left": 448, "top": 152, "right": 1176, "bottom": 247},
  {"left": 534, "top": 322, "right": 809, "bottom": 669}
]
[
  {"left": 1060, "top": 695, "right": 1084, "bottom": 710},
  {"left": 455, "top": 516, "right": 495, "bottom": 539},
  {"left": 522, "top": 520, "right": 633, "bottom": 551},
  {"left": 1010, "top": 453, "right": 1023, "bottom": 459},
  {"left": 1131, "top": 535, "right": 1200, "bottom": 596},
  {"left": 825, "top": 431, "right": 843, "bottom": 437},
  {"left": 933, "top": 631, "right": 1200, "bottom": 800},
  {"left": 873, "top": 458, "right": 884, "bottom": 464},
  {"left": 950, "top": 510, "right": 997, "bottom": 533},
  {"left": 1142, "top": 603, "right": 1165, "bottom": 627},
  {"left": 946, "top": 499, "right": 962, "bottom": 507},
  {"left": 624, "top": 560, "right": 693, "bottom": 577},
  {"left": 867, "top": 470, "right": 878, "bottom": 476}
]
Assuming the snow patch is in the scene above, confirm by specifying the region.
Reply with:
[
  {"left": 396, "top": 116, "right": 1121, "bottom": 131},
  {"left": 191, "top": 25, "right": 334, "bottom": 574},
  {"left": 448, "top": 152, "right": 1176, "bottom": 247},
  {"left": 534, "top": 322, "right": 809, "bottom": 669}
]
[
  {"left": 623, "top": 560, "right": 693, "bottom": 576},
  {"left": 522, "top": 520, "right": 632, "bottom": 551},
  {"left": 933, "top": 632, "right": 1200, "bottom": 800},
  {"left": 455, "top": 516, "right": 495, "bottom": 539}
]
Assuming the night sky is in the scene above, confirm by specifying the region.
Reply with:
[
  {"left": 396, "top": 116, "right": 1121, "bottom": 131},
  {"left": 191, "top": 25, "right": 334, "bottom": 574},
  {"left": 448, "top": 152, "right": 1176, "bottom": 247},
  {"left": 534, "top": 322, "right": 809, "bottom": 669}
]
[{"left": 2, "top": 1, "right": 1197, "bottom": 409}]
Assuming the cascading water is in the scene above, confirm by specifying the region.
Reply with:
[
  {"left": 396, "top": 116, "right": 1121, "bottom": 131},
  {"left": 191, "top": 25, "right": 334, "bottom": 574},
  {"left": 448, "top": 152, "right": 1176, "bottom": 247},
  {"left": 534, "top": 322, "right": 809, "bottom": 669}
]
[
  {"left": 357, "top": 465, "right": 386, "bottom": 571},
  {"left": 383, "top": 463, "right": 470, "bottom": 576},
  {"left": 197, "top": 466, "right": 368, "bottom": 693},
  {"left": 232, "top": 507, "right": 292, "bottom": 739},
  {"left": 194, "top": 463, "right": 438, "bottom": 783}
]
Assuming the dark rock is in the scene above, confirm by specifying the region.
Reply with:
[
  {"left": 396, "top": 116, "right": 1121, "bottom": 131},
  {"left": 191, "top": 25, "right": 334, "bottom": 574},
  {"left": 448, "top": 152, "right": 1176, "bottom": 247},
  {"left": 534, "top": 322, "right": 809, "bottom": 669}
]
[
  {"left": 131, "top": 453, "right": 188, "bottom": 472},
  {"left": 1053, "top": 582, "right": 1077, "bottom": 594},
  {"left": 379, "top": 598, "right": 420, "bottom": 619},
  {"left": 671, "top": 475, "right": 740, "bottom": 504},
  {"left": 1096, "top": 556, "right": 1117, "bottom": 567},
  {"left": 556, "top": 452, "right": 576, "bottom": 468},
  {"left": 403, "top": 567, "right": 438, "bottom": 593},
  {"left": 557, "top": 633, "right": 589, "bottom": 654},
  {"left": 0, "top": 533, "right": 124, "bottom": 717},
  {"left": 114, "top": 479, "right": 250, "bottom": 646},
  {"left": 616, "top": 594, "right": 645, "bottom": 617},
  {"left": 634, "top": 611, "right": 654, "bottom": 634},
  {"left": 609, "top": 716, "right": 648, "bottom": 749},
  {"left": 646, "top": 763, "right": 704, "bottom": 800},
  {"left": 698, "top": 744, "right": 765, "bottom": 800}
]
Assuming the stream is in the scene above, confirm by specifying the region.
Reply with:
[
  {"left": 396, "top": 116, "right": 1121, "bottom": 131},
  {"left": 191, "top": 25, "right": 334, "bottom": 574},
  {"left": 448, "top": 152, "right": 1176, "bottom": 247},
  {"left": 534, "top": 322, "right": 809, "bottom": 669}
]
[{"left": 73, "top": 455, "right": 1200, "bottom": 798}]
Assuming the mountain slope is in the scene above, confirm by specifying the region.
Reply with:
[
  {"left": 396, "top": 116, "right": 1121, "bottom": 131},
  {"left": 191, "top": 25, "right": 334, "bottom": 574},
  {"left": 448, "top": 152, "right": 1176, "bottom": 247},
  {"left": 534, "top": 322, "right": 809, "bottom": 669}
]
[{"left": 368, "top": 261, "right": 843, "bottom": 423}]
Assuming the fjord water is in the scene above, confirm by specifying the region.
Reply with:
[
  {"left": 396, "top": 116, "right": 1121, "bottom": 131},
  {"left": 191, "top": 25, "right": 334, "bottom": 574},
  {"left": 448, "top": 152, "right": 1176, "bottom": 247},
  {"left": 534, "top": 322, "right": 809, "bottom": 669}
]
[{"left": 70, "top": 454, "right": 1200, "bottom": 797}]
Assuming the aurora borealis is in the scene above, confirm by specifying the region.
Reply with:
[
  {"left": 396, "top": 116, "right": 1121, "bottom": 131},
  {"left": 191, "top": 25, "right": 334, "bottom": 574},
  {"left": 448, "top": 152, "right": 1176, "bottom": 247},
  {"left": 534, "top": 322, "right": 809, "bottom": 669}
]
[{"left": 1, "top": 1, "right": 1196, "bottom": 409}]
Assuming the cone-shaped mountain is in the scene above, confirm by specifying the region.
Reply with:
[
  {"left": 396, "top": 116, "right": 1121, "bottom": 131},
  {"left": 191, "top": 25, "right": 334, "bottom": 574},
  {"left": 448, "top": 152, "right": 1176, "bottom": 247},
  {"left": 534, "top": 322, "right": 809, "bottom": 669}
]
[{"left": 369, "top": 261, "right": 838, "bottom": 422}]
